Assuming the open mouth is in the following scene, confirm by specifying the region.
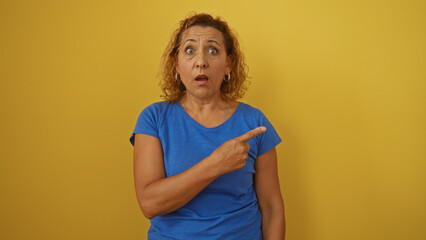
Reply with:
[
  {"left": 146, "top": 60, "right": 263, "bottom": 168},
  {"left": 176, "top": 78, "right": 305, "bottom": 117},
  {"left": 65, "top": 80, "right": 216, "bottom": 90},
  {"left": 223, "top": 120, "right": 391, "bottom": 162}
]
[{"left": 195, "top": 74, "right": 209, "bottom": 81}]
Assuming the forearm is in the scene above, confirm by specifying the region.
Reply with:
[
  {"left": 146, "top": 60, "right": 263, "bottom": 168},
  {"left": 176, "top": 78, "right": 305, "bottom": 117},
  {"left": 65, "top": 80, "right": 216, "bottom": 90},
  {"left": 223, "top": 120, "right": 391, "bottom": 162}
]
[
  {"left": 139, "top": 155, "right": 221, "bottom": 219},
  {"left": 261, "top": 206, "right": 286, "bottom": 240}
]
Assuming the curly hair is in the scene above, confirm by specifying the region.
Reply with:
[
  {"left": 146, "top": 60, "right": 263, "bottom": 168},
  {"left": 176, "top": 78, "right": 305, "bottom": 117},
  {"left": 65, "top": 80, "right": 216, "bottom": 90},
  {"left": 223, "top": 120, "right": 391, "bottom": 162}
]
[{"left": 158, "top": 12, "right": 250, "bottom": 103}]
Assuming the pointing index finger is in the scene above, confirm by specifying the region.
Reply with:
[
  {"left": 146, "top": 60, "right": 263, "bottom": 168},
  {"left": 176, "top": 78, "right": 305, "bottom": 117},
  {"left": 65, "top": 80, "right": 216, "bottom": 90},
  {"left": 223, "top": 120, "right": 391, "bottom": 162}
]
[{"left": 236, "top": 127, "right": 267, "bottom": 142}]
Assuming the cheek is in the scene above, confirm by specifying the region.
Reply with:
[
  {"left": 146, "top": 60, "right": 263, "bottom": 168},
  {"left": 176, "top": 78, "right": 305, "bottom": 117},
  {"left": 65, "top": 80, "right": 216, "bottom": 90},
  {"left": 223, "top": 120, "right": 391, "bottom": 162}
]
[
  {"left": 211, "top": 59, "right": 227, "bottom": 72},
  {"left": 177, "top": 57, "right": 192, "bottom": 72}
]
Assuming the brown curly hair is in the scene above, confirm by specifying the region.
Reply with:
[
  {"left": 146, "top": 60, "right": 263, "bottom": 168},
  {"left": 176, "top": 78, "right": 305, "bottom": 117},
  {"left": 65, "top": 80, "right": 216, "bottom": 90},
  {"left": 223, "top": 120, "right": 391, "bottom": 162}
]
[{"left": 157, "top": 12, "right": 250, "bottom": 103}]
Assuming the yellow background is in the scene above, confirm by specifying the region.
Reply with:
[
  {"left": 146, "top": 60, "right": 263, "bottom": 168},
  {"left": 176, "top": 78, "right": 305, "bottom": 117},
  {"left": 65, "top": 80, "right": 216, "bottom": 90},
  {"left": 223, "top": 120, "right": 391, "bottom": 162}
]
[{"left": 1, "top": 0, "right": 425, "bottom": 239}]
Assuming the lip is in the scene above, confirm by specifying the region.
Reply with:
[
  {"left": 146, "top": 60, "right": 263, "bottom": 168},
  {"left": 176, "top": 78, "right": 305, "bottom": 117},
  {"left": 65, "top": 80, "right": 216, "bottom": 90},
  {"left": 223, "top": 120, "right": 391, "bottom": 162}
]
[
  {"left": 196, "top": 80, "right": 208, "bottom": 86},
  {"left": 195, "top": 74, "right": 209, "bottom": 81}
]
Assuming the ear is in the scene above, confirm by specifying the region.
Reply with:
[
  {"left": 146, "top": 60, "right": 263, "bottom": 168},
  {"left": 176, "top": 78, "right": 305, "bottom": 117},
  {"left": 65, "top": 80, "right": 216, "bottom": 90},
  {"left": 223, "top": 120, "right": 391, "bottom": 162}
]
[{"left": 225, "top": 55, "right": 233, "bottom": 73}]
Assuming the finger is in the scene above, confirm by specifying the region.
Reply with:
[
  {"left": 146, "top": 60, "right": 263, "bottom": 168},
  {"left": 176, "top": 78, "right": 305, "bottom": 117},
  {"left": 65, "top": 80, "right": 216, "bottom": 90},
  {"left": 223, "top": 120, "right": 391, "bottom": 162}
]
[
  {"left": 244, "top": 143, "right": 250, "bottom": 152},
  {"left": 235, "top": 127, "right": 266, "bottom": 142}
]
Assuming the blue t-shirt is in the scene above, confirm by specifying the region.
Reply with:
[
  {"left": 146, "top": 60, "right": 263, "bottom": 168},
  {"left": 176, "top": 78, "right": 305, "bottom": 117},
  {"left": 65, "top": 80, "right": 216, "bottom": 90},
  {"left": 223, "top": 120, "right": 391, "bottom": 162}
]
[{"left": 130, "top": 100, "right": 282, "bottom": 240}]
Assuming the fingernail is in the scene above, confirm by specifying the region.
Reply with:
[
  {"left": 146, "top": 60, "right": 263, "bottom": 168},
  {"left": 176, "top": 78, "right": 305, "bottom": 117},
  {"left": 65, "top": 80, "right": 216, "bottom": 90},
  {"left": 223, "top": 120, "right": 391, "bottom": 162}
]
[{"left": 260, "top": 126, "right": 266, "bottom": 131}]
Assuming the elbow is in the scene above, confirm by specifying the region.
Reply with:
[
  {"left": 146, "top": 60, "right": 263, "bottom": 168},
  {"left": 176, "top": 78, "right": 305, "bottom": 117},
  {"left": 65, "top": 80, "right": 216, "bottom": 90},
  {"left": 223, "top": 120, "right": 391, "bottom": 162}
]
[
  {"left": 136, "top": 186, "right": 157, "bottom": 220},
  {"left": 259, "top": 198, "right": 285, "bottom": 217},
  {"left": 140, "top": 200, "right": 173, "bottom": 220},
  {"left": 135, "top": 184, "right": 169, "bottom": 220},
  {"left": 142, "top": 210, "right": 155, "bottom": 220},
  {"left": 139, "top": 200, "right": 157, "bottom": 220},
  {"left": 139, "top": 197, "right": 165, "bottom": 220}
]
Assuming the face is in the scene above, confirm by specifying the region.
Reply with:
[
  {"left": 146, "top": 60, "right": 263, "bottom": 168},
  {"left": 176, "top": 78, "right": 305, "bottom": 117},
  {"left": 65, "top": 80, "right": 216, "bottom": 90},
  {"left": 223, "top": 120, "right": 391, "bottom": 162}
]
[{"left": 175, "top": 25, "right": 232, "bottom": 100}]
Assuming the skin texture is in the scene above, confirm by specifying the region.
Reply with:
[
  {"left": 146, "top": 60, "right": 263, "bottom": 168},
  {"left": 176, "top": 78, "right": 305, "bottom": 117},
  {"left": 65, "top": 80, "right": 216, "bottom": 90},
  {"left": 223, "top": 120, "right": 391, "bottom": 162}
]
[
  {"left": 133, "top": 25, "right": 286, "bottom": 239},
  {"left": 176, "top": 25, "right": 232, "bottom": 103},
  {"left": 175, "top": 25, "right": 233, "bottom": 127},
  {"left": 255, "top": 147, "right": 286, "bottom": 240}
]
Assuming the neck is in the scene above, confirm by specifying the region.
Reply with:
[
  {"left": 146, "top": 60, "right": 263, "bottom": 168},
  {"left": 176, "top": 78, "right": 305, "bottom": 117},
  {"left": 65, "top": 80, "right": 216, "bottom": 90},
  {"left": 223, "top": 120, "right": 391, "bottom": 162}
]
[{"left": 181, "top": 92, "right": 227, "bottom": 113}]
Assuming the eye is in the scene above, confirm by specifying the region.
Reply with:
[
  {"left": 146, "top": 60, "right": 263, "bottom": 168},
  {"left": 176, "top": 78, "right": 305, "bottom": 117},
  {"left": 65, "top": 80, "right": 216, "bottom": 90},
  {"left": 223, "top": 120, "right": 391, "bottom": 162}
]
[
  {"left": 208, "top": 47, "right": 218, "bottom": 55},
  {"left": 185, "top": 47, "right": 195, "bottom": 55}
]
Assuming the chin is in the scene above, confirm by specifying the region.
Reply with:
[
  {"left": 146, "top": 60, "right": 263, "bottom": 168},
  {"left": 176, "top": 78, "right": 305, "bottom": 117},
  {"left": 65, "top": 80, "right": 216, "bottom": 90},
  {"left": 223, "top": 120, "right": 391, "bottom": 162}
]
[{"left": 190, "top": 89, "right": 217, "bottom": 100}]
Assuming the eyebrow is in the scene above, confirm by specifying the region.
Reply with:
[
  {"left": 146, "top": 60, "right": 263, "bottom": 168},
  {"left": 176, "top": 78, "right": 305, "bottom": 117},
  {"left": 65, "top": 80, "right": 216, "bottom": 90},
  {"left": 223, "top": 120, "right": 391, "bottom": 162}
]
[{"left": 184, "top": 38, "right": 221, "bottom": 46}]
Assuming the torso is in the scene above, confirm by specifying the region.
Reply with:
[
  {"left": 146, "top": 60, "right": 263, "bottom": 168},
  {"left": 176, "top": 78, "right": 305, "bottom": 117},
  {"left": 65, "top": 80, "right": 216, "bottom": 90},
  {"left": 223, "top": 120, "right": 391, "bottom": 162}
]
[{"left": 144, "top": 100, "right": 268, "bottom": 239}]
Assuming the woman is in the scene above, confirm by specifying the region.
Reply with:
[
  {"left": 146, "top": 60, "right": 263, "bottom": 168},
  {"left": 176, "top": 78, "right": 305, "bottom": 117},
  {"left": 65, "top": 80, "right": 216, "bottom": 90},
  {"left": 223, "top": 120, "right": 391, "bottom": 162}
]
[{"left": 130, "top": 13, "right": 285, "bottom": 239}]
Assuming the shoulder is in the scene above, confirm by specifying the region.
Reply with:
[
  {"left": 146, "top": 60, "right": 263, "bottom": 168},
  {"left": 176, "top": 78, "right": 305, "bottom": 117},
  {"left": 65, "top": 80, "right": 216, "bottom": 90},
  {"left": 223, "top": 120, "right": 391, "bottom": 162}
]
[
  {"left": 143, "top": 100, "right": 170, "bottom": 111},
  {"left": 234, "top": 101, "right": 266, "bottom": 125},
  {"left": 140, "top": 100, "right": 172, "bottom": 115},
  {"left": 136, "top": 100, "right": 174, "bottom": 123},
  {"left": 237, "top": 101, "right": 263, "bottom": 117}
]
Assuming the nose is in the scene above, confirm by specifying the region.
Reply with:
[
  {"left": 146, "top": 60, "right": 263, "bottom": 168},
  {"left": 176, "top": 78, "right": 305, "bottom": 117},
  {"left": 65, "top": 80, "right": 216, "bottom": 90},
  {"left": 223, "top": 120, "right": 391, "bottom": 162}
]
[{"left": 195, "top": 51, "right": 208, "bottom": 69}]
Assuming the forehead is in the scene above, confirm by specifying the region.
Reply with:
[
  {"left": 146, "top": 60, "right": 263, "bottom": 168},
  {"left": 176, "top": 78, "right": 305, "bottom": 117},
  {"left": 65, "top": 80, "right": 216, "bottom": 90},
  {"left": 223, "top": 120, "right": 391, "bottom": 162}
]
[{"left": 181, "top": 25, "right": 224, "bottom": 43}]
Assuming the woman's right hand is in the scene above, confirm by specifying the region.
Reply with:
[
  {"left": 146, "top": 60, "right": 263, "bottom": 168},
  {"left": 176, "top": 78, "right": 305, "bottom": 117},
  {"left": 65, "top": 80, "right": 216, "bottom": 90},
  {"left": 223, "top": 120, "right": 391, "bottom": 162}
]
[{"left": 209, "top": 126, "right": 266, "bottom": 175}]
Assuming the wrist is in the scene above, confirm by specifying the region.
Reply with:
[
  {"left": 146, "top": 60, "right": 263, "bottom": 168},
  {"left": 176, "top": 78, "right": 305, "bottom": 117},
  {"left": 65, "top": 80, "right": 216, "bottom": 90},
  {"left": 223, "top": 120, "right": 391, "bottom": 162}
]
[{"left": 202, "top": 154, "right": 223, "bottom": 179}]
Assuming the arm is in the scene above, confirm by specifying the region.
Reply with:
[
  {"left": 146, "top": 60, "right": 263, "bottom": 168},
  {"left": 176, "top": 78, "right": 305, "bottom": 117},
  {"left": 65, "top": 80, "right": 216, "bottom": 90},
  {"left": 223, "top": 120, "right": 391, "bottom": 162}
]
[
  {"left": 254, "top": 147, "right": 286, "bottom": 240},
  {"left": 133, "top": 127, "right": 266, "bottom": 220},
  {"left": 133, "top": 133, "right": 221, "bottom": 219}
]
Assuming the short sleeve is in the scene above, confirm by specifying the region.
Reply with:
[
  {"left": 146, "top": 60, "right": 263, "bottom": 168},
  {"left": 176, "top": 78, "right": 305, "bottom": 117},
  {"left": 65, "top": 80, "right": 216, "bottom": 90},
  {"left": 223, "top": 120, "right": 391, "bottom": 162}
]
[
  {"left": 129, "top": 104, "right": 160, "bottom": 146},
  {"left": 257, "top": 110, "right": 282, "bottom": 156}
]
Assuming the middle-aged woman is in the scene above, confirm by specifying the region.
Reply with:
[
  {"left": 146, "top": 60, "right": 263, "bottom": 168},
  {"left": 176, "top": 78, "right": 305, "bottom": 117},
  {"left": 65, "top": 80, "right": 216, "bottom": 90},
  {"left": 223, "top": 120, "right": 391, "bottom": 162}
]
[{"left": 130, "top": 13, "right": 285, "bottom": 239}]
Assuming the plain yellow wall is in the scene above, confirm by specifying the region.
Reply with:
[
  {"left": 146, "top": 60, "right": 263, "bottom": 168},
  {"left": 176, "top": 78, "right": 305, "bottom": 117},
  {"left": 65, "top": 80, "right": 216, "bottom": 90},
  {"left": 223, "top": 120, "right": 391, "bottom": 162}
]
[{"left": 1, "top": 0, "right": 425, "bottom": 239}]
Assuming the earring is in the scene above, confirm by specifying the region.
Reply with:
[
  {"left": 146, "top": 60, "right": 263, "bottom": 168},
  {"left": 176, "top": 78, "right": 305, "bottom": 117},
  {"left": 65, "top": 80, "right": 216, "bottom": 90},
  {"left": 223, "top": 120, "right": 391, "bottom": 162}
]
[
  {"left": 224, "top": 73, "right": 231, "bottom": 82},
  {"left": 175, "top": 72, "right": 180, "bottom": 82}
]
